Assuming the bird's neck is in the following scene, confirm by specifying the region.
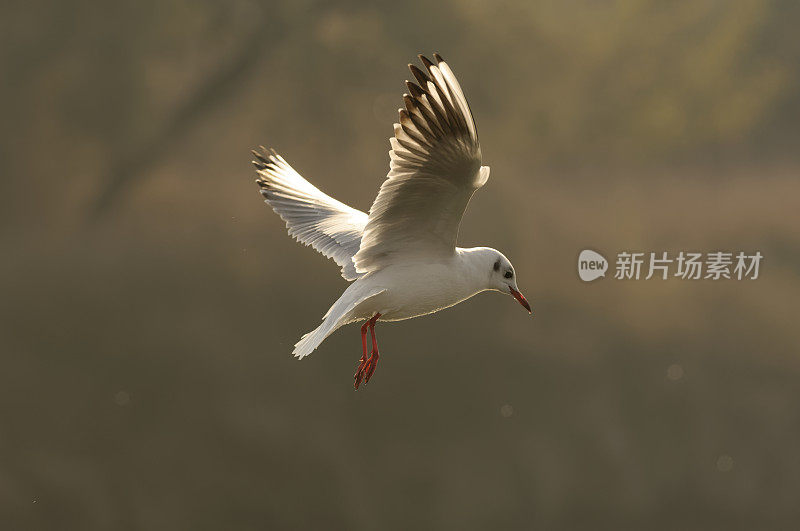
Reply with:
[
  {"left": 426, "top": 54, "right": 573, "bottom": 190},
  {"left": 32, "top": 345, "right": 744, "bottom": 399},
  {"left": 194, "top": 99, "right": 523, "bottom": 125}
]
[{"left": 454, "top": 247, "right": 493, "bottom": 293}]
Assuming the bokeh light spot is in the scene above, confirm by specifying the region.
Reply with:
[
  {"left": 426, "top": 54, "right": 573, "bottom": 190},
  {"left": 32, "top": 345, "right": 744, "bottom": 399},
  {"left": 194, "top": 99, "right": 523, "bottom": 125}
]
[
  {"left": 667, "top": 363, "right": 684, "bottom": 381},
  {"left": 114, "top": 391, "right": 131, "bottom": 406},
  {"left": 716, "top": 454, "right": 734, "bottom": 472}
]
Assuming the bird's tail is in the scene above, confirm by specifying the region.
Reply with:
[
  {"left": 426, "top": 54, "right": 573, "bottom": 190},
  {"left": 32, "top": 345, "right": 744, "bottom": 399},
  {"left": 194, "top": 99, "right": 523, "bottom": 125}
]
[
  {"left": 292, "top": 285, "right": 386, "bottom": 359},
  {"left": 293, "top": 324, "right": 333, "bottom": 360}
]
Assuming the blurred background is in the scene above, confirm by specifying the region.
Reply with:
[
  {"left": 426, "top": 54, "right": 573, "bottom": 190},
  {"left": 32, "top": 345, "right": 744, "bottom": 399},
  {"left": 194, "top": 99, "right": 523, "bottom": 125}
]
[{"left": 2, "top": 0, "right": 800, "bottom": 529}]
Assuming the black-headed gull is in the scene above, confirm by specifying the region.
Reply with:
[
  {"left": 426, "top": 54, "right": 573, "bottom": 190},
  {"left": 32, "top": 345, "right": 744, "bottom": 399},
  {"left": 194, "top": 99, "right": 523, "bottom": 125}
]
[{"left": 252, "top": 54, "right": 531, "bottom": 388}]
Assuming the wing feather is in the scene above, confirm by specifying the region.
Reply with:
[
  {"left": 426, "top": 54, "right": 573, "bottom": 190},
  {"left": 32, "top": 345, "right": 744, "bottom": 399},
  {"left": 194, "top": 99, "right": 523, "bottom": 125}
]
[
  {"left": 253, "top": 148, "right": 367, "bottom": 280},
  {"left": 353, "top": 54, "right": 489, "bottom": 274}
]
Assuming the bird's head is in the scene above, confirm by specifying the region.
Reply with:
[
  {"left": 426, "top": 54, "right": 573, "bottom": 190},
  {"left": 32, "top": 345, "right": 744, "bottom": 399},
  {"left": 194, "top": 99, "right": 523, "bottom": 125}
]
[{"left": 468, "top": 247, "right": 532, "bottom": 315}]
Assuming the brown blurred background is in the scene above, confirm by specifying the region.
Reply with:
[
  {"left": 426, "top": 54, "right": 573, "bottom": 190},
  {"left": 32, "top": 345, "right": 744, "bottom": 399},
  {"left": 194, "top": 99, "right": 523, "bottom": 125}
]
[{"left": 2, "top": 0, "right": 800, "bottom": 529}]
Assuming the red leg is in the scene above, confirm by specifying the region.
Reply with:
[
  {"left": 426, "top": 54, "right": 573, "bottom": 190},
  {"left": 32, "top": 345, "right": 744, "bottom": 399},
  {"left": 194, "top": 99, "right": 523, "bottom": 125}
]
[
  {"left": 364, "top": 313, "right": 381, "bottom": 383},
  {"left": 353, "top": 313, "right": 381, "bottom": 389},
  {"left": 354, "top": 321, "right": 370, "bottom": 389}
]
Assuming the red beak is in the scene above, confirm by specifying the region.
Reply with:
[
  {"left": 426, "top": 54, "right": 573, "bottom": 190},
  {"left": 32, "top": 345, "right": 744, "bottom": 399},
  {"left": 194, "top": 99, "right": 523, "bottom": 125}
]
[{"left": 509, "top": 287, "right": 532, "bottom": 314}]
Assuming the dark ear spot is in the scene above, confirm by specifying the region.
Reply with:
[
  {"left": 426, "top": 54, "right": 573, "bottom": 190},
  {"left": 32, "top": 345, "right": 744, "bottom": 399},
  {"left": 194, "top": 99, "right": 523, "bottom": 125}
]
[{"left": 493, "top": 259, "right": 500, "bottom": 272}]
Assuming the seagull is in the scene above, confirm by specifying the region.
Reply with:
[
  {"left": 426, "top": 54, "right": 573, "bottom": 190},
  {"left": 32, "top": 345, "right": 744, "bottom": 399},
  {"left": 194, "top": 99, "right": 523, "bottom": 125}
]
[{"left": 252, "top": 53, "right": 531, "bottom": 388}]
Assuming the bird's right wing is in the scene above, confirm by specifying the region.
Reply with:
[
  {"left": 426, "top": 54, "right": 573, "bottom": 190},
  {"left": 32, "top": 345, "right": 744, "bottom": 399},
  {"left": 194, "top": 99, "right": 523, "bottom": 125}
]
[{"left": 253, "top": 148, "right": 368, "bottom": 280}]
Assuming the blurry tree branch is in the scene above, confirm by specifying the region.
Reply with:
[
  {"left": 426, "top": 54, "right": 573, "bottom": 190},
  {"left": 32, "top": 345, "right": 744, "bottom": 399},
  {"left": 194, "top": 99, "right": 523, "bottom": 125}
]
[{"left": 89, "top": 10, "right": 271, "bottom": 220}]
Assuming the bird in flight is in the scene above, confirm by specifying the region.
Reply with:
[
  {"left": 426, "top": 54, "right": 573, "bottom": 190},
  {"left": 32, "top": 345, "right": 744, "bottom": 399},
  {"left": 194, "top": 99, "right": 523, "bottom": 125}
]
[{"left": 252, "top": 53, "right": 531, "bottom": 389}]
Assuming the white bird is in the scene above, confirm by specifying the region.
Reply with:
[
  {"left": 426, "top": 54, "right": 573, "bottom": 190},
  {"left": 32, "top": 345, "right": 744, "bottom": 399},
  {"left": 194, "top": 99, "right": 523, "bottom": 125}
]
[{"left": 253, "top": 53, "right": 531, "bottom": 388}]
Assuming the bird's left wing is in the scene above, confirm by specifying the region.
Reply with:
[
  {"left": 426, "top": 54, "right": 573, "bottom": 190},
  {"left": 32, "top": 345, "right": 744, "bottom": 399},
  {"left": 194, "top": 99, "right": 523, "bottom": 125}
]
[
  {"left": 353, "top": 54, "right": 490, "bottom": 274},
  {"left": 253, "top": 148, "right": 368, "bottom": 280}
]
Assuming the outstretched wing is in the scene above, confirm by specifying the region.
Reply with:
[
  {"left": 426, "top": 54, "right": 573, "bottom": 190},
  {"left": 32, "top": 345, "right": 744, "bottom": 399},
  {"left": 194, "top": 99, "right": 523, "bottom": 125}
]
[
  {"left": 353, "top": 53, "right": 489, "bottom": 274},
  {"left": 253, "top": 147, "right": 368, "bottom": 280}
]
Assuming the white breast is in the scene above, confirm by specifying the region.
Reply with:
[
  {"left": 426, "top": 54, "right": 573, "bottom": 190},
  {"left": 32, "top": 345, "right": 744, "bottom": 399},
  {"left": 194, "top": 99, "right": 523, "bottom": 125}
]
[{"left": 350, "top": 257, "right": 487, "bottom": 322}]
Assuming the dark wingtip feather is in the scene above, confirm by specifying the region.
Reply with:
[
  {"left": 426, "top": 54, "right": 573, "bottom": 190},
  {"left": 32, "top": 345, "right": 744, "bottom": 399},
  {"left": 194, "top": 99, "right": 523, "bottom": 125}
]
[
  {"left": 418, "top": 54, "right": 434, "bottom": 69},
  {"left": 408, "top": 64, "right": 429, "bottom": 86},
  {"left": 252, "top": 147, "right": 273, "bottom": 168},
  {"left": 432, "top": 52, "right": 444, "bottom": 63},
  {"left": 405, "top": 80, "right": 425, "bottom": 99}
]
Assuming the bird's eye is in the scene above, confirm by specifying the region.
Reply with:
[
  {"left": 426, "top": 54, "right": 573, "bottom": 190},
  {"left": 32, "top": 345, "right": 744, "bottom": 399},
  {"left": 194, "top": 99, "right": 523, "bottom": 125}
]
[{"left": 504, "top": 271, "right": 513, "bottom": 279}]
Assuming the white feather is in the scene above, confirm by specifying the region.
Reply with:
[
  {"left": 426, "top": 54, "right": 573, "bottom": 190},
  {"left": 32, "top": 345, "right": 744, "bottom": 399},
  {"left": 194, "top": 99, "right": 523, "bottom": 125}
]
[{"left": 253, "top": 148, "right": 367, "bottom": 280}]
